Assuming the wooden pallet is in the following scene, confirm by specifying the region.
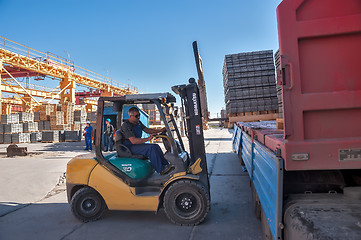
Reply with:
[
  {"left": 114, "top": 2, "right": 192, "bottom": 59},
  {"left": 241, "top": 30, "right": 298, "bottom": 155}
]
[
  {"left": 228, "top": 110, "right": 278, "bottom": 124},
  {"left": 228, "top": 110, "right": 277, "bottom": 117}
]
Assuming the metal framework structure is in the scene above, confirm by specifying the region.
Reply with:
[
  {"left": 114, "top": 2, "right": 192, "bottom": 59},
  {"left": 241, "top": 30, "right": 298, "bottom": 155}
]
[{"left": 0, "top": 36, "right": 138, "bottom": 113}]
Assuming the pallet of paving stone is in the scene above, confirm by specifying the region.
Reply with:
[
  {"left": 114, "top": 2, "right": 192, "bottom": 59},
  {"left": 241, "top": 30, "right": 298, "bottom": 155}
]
[
  {"left": 61, "top": 102, "right": 75, "bottom": 123},
  {"left": 65, "top": 130, "right": 81, "bottom": 142},
  {"left": 1, "top": 114, "right": 20, "bottom": 124},
  {"left": 38, "top": 121, "right": 51, "bottom": 131},
  {"left": 42, "top": 131, "right": 59, "bottom": 142},
  {"left": 74, "top": 110, "right": 87, "bottom": 123},
  {"left": 59, "top": 130, "right": 65, "bottom": 142},
  {"left": 0, "top": 133, "right": 3, "bottom": 144},
  {"left": 39, "top": 112, "right": 50, "bottom": 121},
  {"left": 11, "top": 132, "right": 30, "bottom": 143},
  {"left": 23, "top": 122, "right": 39, "bottom": 132},
  {"left": 39, "top": 104, "right": 53, "bottom": 115},
  {"left": 34, "top": 112, "right": 41, "bottom": 121},
  {"left": 224, "top": 86, "right": 278, "bottom": 103},
  {"left": 50, "top": 112, "right": 64, "bottom": 125},
  {"left": 87, "top": 112, "right": 97, "bottom": 122},
  {"left": 274, "top": 49, "right": 283, "bottom": 118},
  {"left": 30, "top": 132, "right": 42, "bottom": 142},
  {"left": 71, "top": 121, "right": 81, "bottom": 131},
  {"left": 18, "top": 112, "right": 34, "bottom": 123},
  {"left": 3, "top": 134, "right": 11, "bottom": 144},
  {"left": 3, "top": 124, "right": 23, "bottom": 133},
  {"left": 226, "top": 98, "right": 278, "bottom": 114}
]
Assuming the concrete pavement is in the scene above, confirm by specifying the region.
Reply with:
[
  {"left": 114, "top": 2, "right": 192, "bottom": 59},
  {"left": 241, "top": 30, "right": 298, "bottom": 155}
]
[{"left": 0, "top": 128, "right": 263, "bottom": 240}]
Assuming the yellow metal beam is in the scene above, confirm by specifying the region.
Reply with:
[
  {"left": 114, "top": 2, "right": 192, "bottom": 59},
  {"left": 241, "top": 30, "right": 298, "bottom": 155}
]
[
  {"left": 0, "top": 83, "right": 61, "bottom": 99},
  {"left": 0, "top": 47, "right": 138, "bottom": 96},
  {"left": 1, "top": 98, "right": 23, "bottom": 105}
]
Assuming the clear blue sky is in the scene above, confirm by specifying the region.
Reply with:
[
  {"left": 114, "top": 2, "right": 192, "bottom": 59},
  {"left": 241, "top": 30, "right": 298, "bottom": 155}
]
[{"left": 0, "top": 0, "right": 282, "bottom": 117}]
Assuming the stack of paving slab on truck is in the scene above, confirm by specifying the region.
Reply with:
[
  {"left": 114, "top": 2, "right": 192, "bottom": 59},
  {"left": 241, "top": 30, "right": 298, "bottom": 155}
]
[{"left": 223, "top": 50, "right": 279, "bottom": 127}]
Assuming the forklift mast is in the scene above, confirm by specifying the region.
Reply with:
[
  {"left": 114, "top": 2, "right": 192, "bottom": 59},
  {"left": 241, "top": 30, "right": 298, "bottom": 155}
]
[{"left": 172, "top": 78, "right": 209, "bottom": 189}]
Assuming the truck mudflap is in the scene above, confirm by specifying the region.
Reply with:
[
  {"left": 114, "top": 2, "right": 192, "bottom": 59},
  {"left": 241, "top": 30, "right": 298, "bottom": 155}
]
[
  {"left": 235, "top": 125, "right": 284, "bottom": 239},
  {"left": 284, "top": 192, "right": 361, "bottom": 240}
]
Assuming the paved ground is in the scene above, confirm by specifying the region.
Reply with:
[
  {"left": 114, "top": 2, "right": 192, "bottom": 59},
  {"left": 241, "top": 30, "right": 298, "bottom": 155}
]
[{"left": 0, "top": 128, "right": 263, "bottom": 240}]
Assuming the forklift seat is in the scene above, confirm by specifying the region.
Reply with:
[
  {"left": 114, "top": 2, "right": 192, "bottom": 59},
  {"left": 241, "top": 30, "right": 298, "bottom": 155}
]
[{"left": 114, "top": 130, "right": 147, "bottom": 160}]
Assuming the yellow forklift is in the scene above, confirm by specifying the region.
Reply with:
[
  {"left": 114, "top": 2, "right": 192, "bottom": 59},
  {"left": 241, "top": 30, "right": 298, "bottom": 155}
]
[{"left": 66, "top": 78, "right": 210, "bottom": 225}]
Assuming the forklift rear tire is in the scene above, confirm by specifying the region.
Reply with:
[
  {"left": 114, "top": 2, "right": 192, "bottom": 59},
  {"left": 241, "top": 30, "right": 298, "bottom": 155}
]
[
  {"left": 163, "top": 180, "right": 210, "bottom": 226},
  {"left": 70, "top": 187, "right": 106, "bottom": 222}
]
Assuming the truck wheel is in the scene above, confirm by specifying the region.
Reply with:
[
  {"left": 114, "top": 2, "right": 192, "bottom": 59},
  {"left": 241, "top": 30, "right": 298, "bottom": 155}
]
[
  {"left": 70, "top": 187, "right": 106, "bottom": 222},
  {"left": 163, "top": 180, "right": 210, "bottom": 226}
]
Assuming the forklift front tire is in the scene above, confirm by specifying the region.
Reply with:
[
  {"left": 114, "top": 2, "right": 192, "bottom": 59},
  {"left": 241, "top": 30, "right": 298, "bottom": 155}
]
[
  {"left": 163, "top": 180, "right": 210, "bottom": 226},
  {"left": 70, "top": 187, "right": 106, "bottom": 222}
]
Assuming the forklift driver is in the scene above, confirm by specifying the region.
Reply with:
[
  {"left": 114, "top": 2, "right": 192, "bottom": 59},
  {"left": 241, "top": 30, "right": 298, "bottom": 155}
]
[{"left": 120, "top": 107, "right": 174, "bottom": 175}]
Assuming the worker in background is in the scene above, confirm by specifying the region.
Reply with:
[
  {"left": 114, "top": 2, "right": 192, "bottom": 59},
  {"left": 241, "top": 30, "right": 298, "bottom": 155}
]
[
  {"left": 120, "top": 107, "right": 174, "bottom": 175},
  {"left": 84, "top": 121, "right": 93, "bottom": 151},
  {"left": 104, "top": 118, "right": 114, "bottom": 152}
]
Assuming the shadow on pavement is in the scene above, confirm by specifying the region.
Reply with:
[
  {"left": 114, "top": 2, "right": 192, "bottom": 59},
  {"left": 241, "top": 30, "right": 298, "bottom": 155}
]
[{"left": 41, "top": 141, "right": 87, "bottom": 152}]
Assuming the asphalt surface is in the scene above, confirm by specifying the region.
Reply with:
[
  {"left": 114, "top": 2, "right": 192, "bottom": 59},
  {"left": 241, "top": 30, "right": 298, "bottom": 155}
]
[{"left": 0, "top": 128, "right": 263, "bottom": 240}]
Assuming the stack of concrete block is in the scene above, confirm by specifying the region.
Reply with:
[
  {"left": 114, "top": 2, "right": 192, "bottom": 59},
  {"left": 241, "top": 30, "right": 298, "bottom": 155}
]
[
  {"left": 58, "top": 130, "right": 65, "bottom": 142},
  {"left": 38, "top": 121, "right": 51, "bottom": 131},
  {"left": 65, "top": 130, "right": 81, "bottom": 142},
  {"left": 3, "top": 124, "right": 23, "bottom": 133},
  {"left": 1, "top": 113, "right": 19, "bottom": 124},
  {"left": 30, "top": 132, "right": 42, "bottom": 142},
  {"left": 72, "top": 121, "right": 81, "bottom": 131},
  {"left": 50, "top": 112, "right": 64, "bottom": 126},
  {"left": 87, "top": 112, "right": 97, "bottom": 123},
  {"left": 223, "top": 50, "right": 278, "bottom": 114},
  {"left": 42, "top": 131, "right": 59, "bottom": 142},
  {"left": 39, "top": 104, "right": 53, "bottom": 121},
  {"left": 19, "top": 112, "right": 34, "bottom": 123},
  {"left": 274, "top": 50, "right": 283, "bottom": 118},
  {"left": 3, "top": 134, "right": 11, "bottom": 144},
  {"left": 23, "top": 122, "right": 39, "bottom": 132},
  {"left": 11, "top": 133, "right": 30, "bottom": 143},
  {"left": 61, "top": 102, "right": 75, "bottom": 124},
  {"left": 74, "top": 110, "right": 87, "bottom": 123},
  {"left": 34, "top": 112, "right": 41, "bottom": 121}
]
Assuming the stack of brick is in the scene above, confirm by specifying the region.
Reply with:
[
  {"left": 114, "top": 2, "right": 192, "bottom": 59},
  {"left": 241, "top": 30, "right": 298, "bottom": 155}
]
[
  {"left": 74, "top": 110, "right": 87, "bottom": 123},
  {"left": 30, "top": 132, "right": 42, "bottom": 142},
  {"left": 19, "top": 112, "right": 34, "bottom": 123},
  {"left": 65, "top": 130, "right": 81, "bottom": 142},
  {"left": 39, "top": 121, "right": 51, "bottom": 131},
  {"left": 274, "top": 50, "right": 283, "bottom": 118},
  {"left": 23, "top": 122, "right": 39, "bottom": 132},
  {"left": 1, "top": 113, "right": 19, "bottom": 124},
  {"left": 223, "top": 50, "right": 278, "bottom": 114},
  {"left": 72, "top": 121, "right": 81, "bottom": 131},
  {"left": 87, "top": 112, "right": 97, "bottom": 123},
  {"left": 39, "top": 104, "right": 53, "bottom": 121},
  {"left": 11, "top": 133, "right": 30, "bottom": 143},
  {"left": 61, "top": 102, "right": 75, "bottom": 124},
  {"left": 50, "top": 111, "right": 64, "bottom": 125},
  {"left": 50, "top": 111, "right": 64, "bottom": 130},
  {"left": 34, "top": 112, "right": 41, "bottom": 121},
  {"left": 42, "top": 131, "right": 59, "bottom": 142}
]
